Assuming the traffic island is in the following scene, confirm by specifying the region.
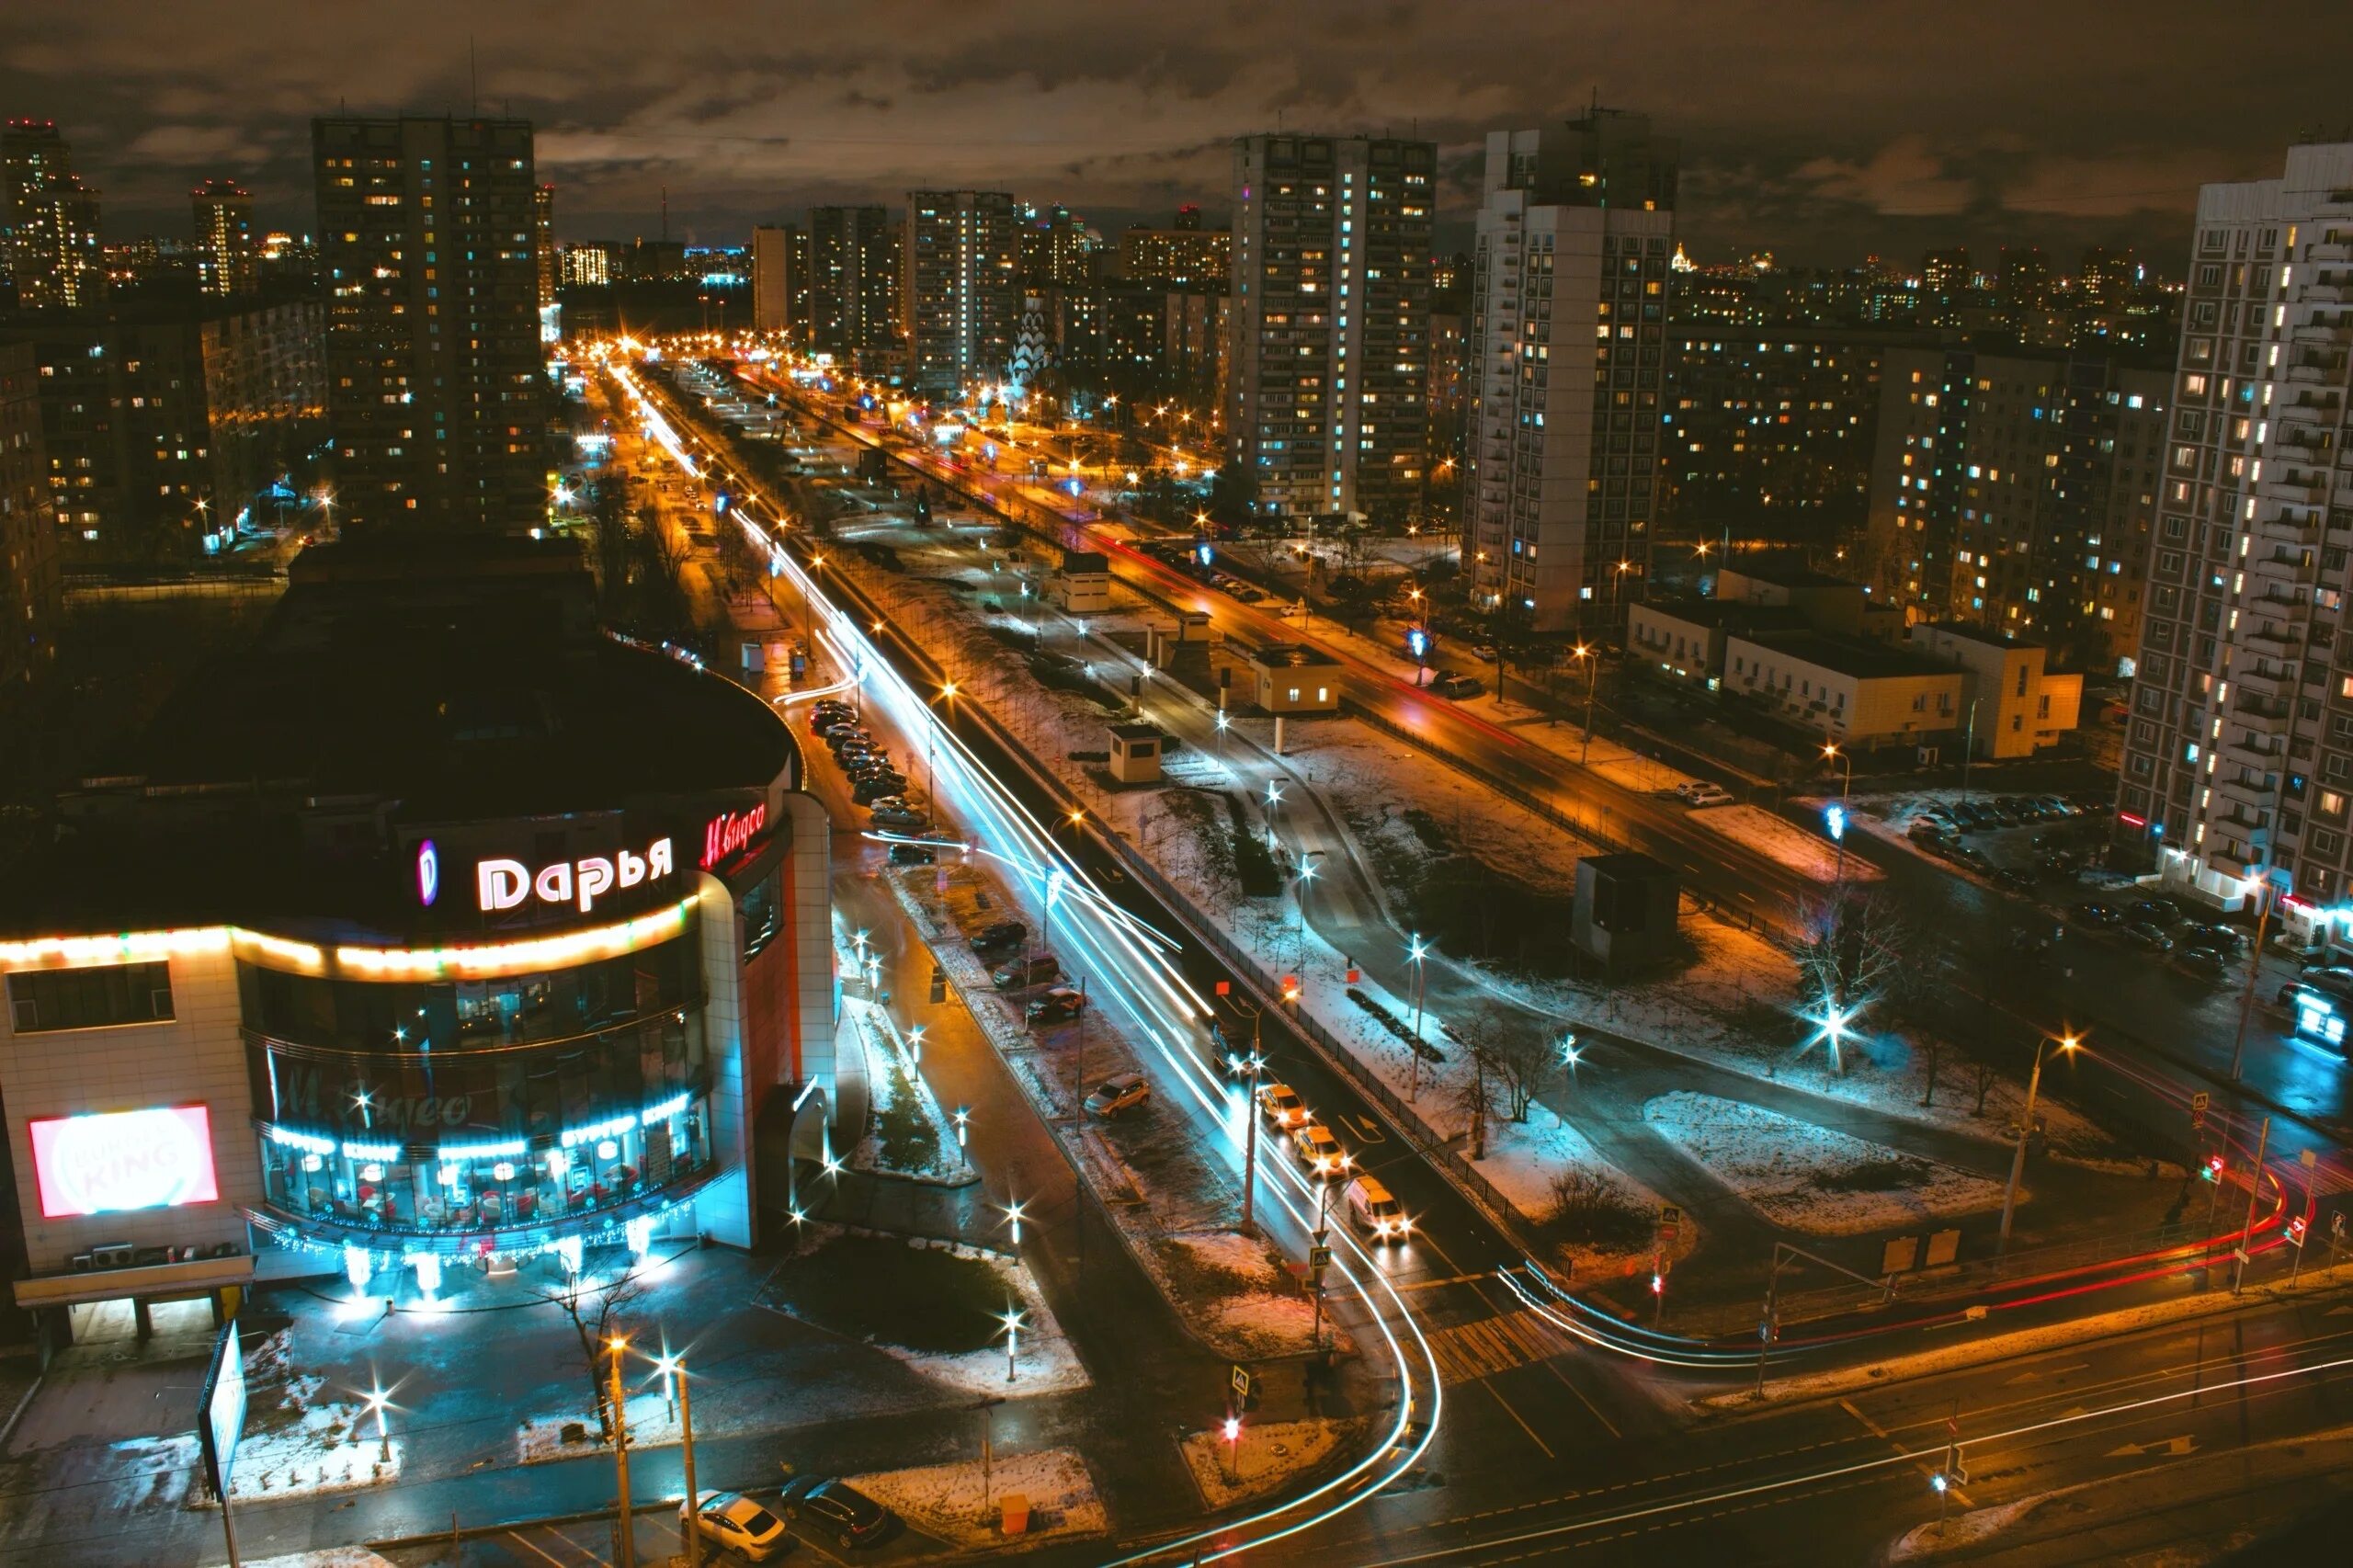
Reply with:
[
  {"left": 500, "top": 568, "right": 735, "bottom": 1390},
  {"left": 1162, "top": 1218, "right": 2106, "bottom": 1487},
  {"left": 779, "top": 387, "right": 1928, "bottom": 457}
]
[{"left": 1177, "top": 1415, "right": 1369, "bottom": 1510}]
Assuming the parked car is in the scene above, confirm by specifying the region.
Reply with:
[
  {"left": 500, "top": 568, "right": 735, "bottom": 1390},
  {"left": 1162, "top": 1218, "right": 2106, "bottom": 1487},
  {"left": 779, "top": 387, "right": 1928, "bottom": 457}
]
[
  {"left": 853, "top": 775, "right": 911, "bottom": 804},
  {"left": 1345, "top": 1176, "right": 1410, "bottom": 1243},
  {"left": 1292, "top": 1121, "right": 1351, "bottom": 1179},
  {"left": 2125, "top": 899, "right": 2180, "bottom": 928},
  {"left": 2120, "top": 921, "right": 2175, "bottom": 953},
  {"left": 991, "top": 952, "right": 1062, "bottom": 988},
  {"left": 2071, "top": 901, "right": 2124, "bottom": 929},
  {"left": 2173, "top": 946, "right": 2231, "bottom": 981},
  {"left": 1256, "top": 1083, "right": 1308, "bottom": 1130},
  {"left": 2179, "top": 922, "right": 2244, "bottom": 955},
  {"left": 1908, "top": 820, "right": 1956, "bottom": 846},
  {"left": 1083, "top": 1071, "right": 1150, "bottom": 1117},
  {"left": 972, "top": 919, "right": 1027, "bottom": 952},
  {"left": 869, "top": 804, "right": 929, "bottom": 832},
  {"left": 777, "top": 1475, "right": 894, "bottom": 1551},
  {"left": 1427, "top": 671, "right": 1484, "bottom": 699},
  {"left": 682, "top": 1487, "right": 790, "bottom": 1553},
  {"left": 1678, "top": 783, "right": 1735, "bottom": 808},
  {"left": 1026, "top": 985, "right": 1089, "bottom": 1024},
  {"left": 887, "top": 843, "right": 938, "bottom": 866},
  {"left": 1991, "top": 867, "right": 2036, "bottom": 894},
  {"left": 681, "top": 1492, "right": 792, "bottom": 1562}
]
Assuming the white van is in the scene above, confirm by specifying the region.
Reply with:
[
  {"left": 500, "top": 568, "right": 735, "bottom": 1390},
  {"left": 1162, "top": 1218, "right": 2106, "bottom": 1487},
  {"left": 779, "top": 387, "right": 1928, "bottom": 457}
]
[{"left": 1344, "top": 1176, "right": 1409, "bottom": 1242}]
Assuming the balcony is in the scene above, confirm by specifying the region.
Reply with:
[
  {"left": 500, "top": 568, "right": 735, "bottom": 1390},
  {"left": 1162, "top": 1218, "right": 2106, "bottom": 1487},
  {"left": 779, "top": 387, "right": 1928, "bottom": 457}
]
[
  {"left": 2235, "top": 691, "right": 2292, "bottom": 722},
  {"left": 2234, "top": 662, "right": 2291, "bottom": 699}
]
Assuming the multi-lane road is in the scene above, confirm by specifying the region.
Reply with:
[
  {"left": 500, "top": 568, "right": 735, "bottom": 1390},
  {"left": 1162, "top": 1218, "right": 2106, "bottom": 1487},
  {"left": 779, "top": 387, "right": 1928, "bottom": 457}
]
[{"left": 613, "top": 348, "right": 2353, "bottom": 1562}]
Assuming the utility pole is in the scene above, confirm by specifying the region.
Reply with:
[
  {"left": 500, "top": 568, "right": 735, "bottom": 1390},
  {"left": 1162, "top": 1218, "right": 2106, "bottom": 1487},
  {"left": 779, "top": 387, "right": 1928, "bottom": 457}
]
[
  {"left": 609, "top": 1340, "right": 635, "bottom": 1568},
  {"left": 1235, "top": 1000, "right": 1265, "bottom": 1237},
  {"left": 2233, "top": 1116, "right": 2271, "bottom": 1296},
  {"left": 677, "top": 1359, "right": 699, "bottom": 1568},
  {"left": 2229, "top": 882, "right": 2274, "bottom": 1081}
]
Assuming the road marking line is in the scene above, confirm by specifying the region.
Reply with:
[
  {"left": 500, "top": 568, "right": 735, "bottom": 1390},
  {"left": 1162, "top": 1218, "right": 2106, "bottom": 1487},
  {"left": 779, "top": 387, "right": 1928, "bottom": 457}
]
[
  {"left": 506, "top": 1529, "right": 591, "bottom": 1568},
  {"left": 1396, "top": 1271, "right": 1486, "bottom": 1293},
  {"left": 1837, "top": 1398, "right": 1891, "bottom": 1440},
  {"left": 1483, "top": 1377, "right": 1557, "bottom": 1460}
]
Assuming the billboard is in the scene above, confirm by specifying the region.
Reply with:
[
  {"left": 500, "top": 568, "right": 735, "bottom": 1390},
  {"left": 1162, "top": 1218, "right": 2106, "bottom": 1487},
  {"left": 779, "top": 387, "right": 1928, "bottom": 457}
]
[
  {"left": 28, "top": 1105, "right": 220, "bottom": 1218},
  {"left": 196, "top": 1317, "right": 246, "bottom": 1500}
]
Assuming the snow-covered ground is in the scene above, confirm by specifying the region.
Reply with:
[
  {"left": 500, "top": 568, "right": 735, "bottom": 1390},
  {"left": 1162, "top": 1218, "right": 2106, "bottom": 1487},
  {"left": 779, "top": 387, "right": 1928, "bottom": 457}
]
[
  {"left": 517, "top": 1389, "right": 680, "bottom": 1465},
  {"left": 1480, "top": 1109, "right": 1697, "bottom": 1274},
  {"left": 1682, "top": 801, "right": 1882, "bottom": 884},
  {"left": 849, "top": 1446, "right": 1106, "bottom": 1550},
  {"left": 1643, "top": 1092, "right": 2011, "bottom": 1237},
  {"left": 1178, "top": 1416, "right": 1367, "bottom": 1511},
  {"left": 874, "top": 1241, "right": 1089, "bottom": 1400},
  {"left": 846, "top": 990, "right": 967, "bottom": 1184}
]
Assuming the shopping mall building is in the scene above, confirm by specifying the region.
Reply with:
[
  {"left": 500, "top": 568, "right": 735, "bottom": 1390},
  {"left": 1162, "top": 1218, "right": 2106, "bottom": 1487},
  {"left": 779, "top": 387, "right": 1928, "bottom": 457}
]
[{"left": 0, "top": 537, "right": 835, "bottom": 1346}]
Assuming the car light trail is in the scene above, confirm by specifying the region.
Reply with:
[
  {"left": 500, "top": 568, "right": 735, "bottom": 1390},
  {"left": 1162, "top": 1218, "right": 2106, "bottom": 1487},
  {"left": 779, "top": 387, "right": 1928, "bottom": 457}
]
[{"left": 616, "top": 357, "right": 1445, "bottom": 1552}]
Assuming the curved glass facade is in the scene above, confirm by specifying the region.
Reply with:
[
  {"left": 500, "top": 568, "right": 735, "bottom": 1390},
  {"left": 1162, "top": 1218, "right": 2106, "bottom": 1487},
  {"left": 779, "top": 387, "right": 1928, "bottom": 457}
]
[{"left": 240, "top": 928, "right": 719, "bottom": 1242}]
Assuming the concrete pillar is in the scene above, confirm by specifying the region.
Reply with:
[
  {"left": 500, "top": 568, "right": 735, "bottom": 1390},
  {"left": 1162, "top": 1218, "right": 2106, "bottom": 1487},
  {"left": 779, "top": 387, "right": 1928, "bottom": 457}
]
[{"left": 132, "top": 1297, "right": 153, "bottom": 1341}]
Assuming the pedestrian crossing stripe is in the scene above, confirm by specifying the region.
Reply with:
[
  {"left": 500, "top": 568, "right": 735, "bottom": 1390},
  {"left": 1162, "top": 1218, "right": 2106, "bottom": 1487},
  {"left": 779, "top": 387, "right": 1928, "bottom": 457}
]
[{"left": 1425, "top": 1309, "right": 1563, "bottom": 1385}]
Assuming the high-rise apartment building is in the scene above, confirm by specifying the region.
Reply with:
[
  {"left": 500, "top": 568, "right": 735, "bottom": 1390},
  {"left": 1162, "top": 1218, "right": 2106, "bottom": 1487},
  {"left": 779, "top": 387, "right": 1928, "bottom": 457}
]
[
  {"left": 560, "top": 241, "right": 612, "bottom": 287},
  {"left": 3, "top": 119, "right": 103, "bottom": 311},
  {"left": 1868, "top": 344, "right": 2168, "bottom": 670},
  {"left": 533, "top": 183, "right": 557, "bottom": 313},
  {"left": 750, "top": 224, "right": 790, "bottom": 334},
  {"left": 2116, "top": 142, "right": 2353, "bottom": 916},
  {"left": 191, "top": 176, "right": 256, "bottom": 298},
  {"left": 903, "top": 191, "right": 1018, "bottom": 396},
  {"left": 1663, "top": 326, "right": 1894, "bottom": 557},
  {"left": 313, "top": 115, "right": 546, "bottom": 532},
  {"left": 0, "top": 339, "right": 58, "bottom": 689},
  {"left": 1019, "top": 204, "right": 1097, "bottom": 288},
  {"left": 1120, "top": 206, "right": 1229, "bottom": 287},
  {"left": 1462, "top": 111, "right": 1675, "bottom": 632},
  {"left": 1227, "top": 133, "right": 1435, "bottom": 527},
  {"left": 806, "top": 205, "right": 898, "bottom": 356}
]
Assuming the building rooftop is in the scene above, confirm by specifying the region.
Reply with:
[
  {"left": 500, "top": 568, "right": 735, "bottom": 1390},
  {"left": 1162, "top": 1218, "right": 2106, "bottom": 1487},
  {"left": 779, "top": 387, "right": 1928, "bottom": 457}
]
[
  {"left": 1914, "top": 621, "right": 2048, "bottom": 652},
  {"left": 2, "top": 535, "right": 796, "bottom": 940},
  {"left": 1738, "top": 630, "right": 1960, "bottom": 681},
  {"left": 1719, "top": 557, "right": 1864, "bottom": 592},
  {"left": 1640, "top": 598, "right": 1809, "bottom": 632},
  {"left": 1247, "top": 642, "right": 1341, "bottom": 669}
]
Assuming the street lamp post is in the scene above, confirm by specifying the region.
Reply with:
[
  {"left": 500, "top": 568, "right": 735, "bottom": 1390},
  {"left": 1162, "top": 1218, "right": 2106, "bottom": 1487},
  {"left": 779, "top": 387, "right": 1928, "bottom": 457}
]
[
  {"left": 1822, "top": 742, "right": 1856, "bottom": 884},
  {"left": 1406, "top": 933, "right": 1429, "bottom": 1102},
  {"left": 608, "top": 1337, "right": 636, "bottom": 1568},
  {"left": 1996, "top": 1031, "right": 2079, "bottom": 1255},
  {"left": 999, "top": 1306, "right": 1026, "bottom": 1384},
  {"left": 1574, "top": 643, "right": 1598, "bottom": 763},
  {"left": 667, "top": 1353, "right": 701, "bottom": 1568},
  {"left": 1228, "top": 998, "right": 1267, "bottom": 1236}
]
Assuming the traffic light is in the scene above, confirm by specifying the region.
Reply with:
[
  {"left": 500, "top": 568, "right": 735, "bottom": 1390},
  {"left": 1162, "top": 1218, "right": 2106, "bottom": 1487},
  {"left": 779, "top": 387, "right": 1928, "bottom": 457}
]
[{"left": 2203, "top": 1153, "right": 2225, "bottom": 1183}]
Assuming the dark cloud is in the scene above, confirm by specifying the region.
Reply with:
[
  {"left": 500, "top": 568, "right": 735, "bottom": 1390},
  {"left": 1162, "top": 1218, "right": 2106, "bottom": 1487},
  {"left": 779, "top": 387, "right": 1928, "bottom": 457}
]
[{"left": 3, "top": 0, "right": 2343, "bottom": 267}]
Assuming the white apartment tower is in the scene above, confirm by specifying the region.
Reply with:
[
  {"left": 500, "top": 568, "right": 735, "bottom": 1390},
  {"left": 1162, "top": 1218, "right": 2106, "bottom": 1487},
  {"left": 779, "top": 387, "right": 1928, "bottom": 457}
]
[
  {"left": 1226, "top": 134, "right": 1435, "bottom": 528},
  {"left": 1464, "top": 111, "right": 1677, "bottom": 634},
  {"left": 750, "top": 224, "right": 790, "bottom": 334},
  {"left": 2118, "top": 142, "right": 2353, "bottom": 927}
]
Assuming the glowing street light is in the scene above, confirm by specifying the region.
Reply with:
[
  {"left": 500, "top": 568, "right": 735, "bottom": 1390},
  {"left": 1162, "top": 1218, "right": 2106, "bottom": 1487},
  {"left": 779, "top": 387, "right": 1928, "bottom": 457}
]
[
  {"left": 1998, "top": 1030, "right": 2081, "bottom": 1254},
  {"left": 999, "top": 1305, "right": 1027, "bottom": 1384},
  {"left": 1001, "top": 1197, "right": 1026, "bottom": 1249},
  {"left": 360, "top": 1381, "right": 393, "bottom": 1462}
]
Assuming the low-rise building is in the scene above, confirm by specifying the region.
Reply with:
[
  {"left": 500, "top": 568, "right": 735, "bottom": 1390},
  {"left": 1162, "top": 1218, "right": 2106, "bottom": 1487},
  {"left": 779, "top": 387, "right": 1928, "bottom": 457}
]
[
  {"left": 1247, "top": 643, "right": 1343, "bottom": 714},
  {"left": 1043, "top": 548, "right": 1111, "bottom": 615},
  {"left": 1908, "top": 622, "right": 2082, "bottom": 759},
  {"left": 1627, "top": 597, "right": 1803, "bottom": 687},
  {"left": 1724, "top": 630, "right": 1963, "bottom": 748}
]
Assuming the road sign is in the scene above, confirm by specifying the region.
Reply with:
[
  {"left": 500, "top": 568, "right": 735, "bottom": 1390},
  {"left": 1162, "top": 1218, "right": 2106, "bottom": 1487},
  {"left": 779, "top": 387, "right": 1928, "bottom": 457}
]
[
  {"left": 2302, "top": 1146, "right": 2318, "bottom": 1169},
  {"left": 1215, "top": 980, "right": 1231, "bottom": 996},
  {"left": 1309, "top": 1245, "right": 1333, "bottom": 1271},
  {"left": 1658, "top": 1203, "right": 1682, "bottom": 1238},
  {"left": 1230, "top": 1364, "right": 1252, "bottom": 1401}
]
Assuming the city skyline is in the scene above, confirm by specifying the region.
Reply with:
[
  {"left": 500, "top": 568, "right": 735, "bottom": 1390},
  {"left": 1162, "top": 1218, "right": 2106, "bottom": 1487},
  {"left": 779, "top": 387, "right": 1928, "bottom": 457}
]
[{"left": 5, "top": 0, "right": 2347, "bottom": 266}]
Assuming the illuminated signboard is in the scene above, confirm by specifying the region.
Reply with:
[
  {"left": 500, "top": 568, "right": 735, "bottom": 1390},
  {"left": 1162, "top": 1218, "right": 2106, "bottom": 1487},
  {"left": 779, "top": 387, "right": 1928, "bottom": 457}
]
[
  {"left": 197, "top": 1316, "right": 246, "bottom": 1500},
  {"left": 476, "top": 836, "right": 674, "bottom": 914},
  {"left": 701, "top": 803, "right": 768, "bottom": 869},
  {"left": 28, "top": 1106, "right": 220, "bottom": 1218},
  {"left": 416, "top": 839, "right": 439, "bottom": 906}
]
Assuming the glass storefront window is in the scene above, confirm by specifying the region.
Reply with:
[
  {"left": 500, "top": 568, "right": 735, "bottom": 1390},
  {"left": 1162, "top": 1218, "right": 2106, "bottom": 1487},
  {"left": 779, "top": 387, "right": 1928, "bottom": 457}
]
[
  {"left": 237, "top": 930, "right": 702, "bottom": 1054},
  {"left": 257, "top": 1096, "right": 712, "bottom": 1237}
]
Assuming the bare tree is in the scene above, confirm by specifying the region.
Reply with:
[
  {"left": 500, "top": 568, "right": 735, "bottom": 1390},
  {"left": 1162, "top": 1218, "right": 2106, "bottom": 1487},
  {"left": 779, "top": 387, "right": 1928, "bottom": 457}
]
[
  {"left": 1457, "top": 1002, "right": 1555, "bottom": 1123},
  {"left": 537, "top": 1259, "right": 650, "bottom": 1442},
  {"left": 1973, "top": 1062, "right": 1997, "bottom": 1116},
  {"left": 1918, "top": 1038, "right": 1943, "bottom": 1108},
  {"left": 1779, "top": 888, "right": 1927, "bottom": 1073}
]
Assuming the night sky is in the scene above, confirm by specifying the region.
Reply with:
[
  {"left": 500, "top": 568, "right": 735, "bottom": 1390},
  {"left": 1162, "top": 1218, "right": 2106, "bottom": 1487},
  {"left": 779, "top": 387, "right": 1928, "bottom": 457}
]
[{"left": 9, "top": 0, "right": 2350, "bottom": 270}]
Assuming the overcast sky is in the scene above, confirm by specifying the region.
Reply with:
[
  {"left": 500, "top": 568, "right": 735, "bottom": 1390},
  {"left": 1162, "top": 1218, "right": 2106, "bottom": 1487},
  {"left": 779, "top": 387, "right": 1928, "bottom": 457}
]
[{"left": 7, "top": 0, "right": 2349, "bottom": 271}]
